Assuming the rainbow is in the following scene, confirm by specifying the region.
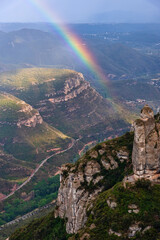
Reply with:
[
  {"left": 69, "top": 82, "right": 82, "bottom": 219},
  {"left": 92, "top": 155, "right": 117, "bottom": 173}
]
[{"left": 29, "top": 0, "right": 111, "bottom": 97}]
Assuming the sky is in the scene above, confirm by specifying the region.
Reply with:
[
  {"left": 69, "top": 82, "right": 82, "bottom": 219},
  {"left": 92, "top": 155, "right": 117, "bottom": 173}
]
[{"left": 0, "top": 0, "right": 160, "bottom": 23}]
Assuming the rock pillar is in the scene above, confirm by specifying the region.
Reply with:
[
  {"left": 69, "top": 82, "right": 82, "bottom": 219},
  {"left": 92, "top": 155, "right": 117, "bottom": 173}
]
[{"left": 132, "top": 105, "right": 160, "bottom": 181}]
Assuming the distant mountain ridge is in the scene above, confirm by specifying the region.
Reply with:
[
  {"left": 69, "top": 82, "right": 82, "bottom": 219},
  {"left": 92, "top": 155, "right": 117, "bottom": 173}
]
[{"left": 0, "top": 28, "right": 159, "bottom": 79}]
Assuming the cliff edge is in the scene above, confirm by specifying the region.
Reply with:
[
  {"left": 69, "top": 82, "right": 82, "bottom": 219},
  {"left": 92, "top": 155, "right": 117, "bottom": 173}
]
[
  {"left": 9, "top": 106, "right": 160, "bottom": 240},
  {"left": 55, "top": 132, "right": 133, "bottom": 233}
]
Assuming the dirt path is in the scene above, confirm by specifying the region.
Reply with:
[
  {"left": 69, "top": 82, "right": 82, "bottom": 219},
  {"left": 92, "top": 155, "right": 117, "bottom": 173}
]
[{"left": 1, "top": 138, "right": 77, "bottom": 201}]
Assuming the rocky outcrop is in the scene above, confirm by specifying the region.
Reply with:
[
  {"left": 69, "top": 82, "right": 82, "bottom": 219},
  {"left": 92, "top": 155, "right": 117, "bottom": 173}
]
[
  {"left": 49, "top": 81, "right": 90, "bottom": 104},
  {"left": 0, "top": 94, "right": 43, "bottom": 128},
  {"left": 55, "top": 132, "right": 132, "bottom": 234},
  {"left": 1, "top": 69, "right": 129, "bottom": 142},
  {"left": 128, "top": 223, "right": 142, "bottom": 238},
  {"left": 45, "top": 73, "right": 91, "bottom": 104},
  {"left": 132, "top": 105, "right": 160, "bottom": 181},
  {"left": 55, "top": 161, "right": 103, "bottom": 234},
  {"left": 17, "top": 112, "right": 43, "bottom": 128},
  {"left": 16, "top": 100, "right": 43, "bottom": 128}
]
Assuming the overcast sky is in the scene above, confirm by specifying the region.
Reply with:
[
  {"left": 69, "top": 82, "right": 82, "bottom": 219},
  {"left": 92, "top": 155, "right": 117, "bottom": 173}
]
[{"left": 0, "top": 0, "right": 160, "bottom": 23}]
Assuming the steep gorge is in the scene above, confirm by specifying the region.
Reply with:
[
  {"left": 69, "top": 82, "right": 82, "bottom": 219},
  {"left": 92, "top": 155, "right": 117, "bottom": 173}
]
[
  {"left": 9, "top": 106, "right": 160, "bottom": 240},
  {"left": 0, "top": 68, "right": 130, "bottom": 140}
]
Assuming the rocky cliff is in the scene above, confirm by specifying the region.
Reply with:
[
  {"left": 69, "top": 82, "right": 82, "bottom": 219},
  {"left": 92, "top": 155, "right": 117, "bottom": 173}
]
[
  {"left": 9, "top": 107, "right": 160, "bottom": 240},
  {"left": 55, "top": 105, "right": 160, "bottom": 234},
  {"left": 0, "top": 93, "right": 43, "bottom": 128},
  {"left": 55, "top": 161, "right": 103, "bottom": 234},
  {"left": 132, "top": 105, "right": 160, "bottom": 181},
  {"left": 55, "top": 132, "right": 133, "bottom": 233},
  {"left": 0, "top": 68, "right": 130, "bottom": 140},
  {"left": 48, "top": 73, "right": 90, "bottom": 103}
]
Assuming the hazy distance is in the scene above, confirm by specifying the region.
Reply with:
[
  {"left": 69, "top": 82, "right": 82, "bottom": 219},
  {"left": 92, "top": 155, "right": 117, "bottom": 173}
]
[{"left": 0, "top": 0, "right": 160, "bottom": 23}]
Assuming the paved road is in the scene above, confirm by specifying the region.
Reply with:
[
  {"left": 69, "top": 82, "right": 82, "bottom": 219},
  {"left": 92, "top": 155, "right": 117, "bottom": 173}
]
[{"left": 1, "top": 138, "right": 76, "bottom": 201}]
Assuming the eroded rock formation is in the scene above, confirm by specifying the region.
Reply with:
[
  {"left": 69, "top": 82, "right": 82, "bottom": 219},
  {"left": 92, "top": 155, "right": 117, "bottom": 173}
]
[
  {"left": 55, "top": 161, "right": 103, "bottom": 234},
  {"left": 132, "top": 105, "right": 160, "bottom": 181},
  {"left": 17, "top": 112, "right": 43, "bottom": 128},
  {"left": 55, "top": 135, "right": 131, "bottom": 234}
]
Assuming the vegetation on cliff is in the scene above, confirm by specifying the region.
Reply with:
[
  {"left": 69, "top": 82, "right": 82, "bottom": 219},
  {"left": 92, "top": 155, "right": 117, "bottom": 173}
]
[
  {"left": 0, "top": 68, "right": 130, "bottom": 138},
  {"left": 0, "top": 175, "right": 60, "bottom": 226},
  {"left": 9, "top": 213, "right": 70, "bottom": 240},
  {"left": 61, "top": 131, "right": 133, "bottom": 193},
  {"left": 71, "top": 180, "right": 160, "bottom": 240},
  {"left": 0, "top": 68, "right": 131, "bottom": 197},
  {"left": 9, "top": 126, "right": 160, "bottom": 240},
  {"left": 10, "top": 180, "right": 160, "bottom": 240},
  {"left": 9, "top": 132, "right": 134, "bottom": 239}
]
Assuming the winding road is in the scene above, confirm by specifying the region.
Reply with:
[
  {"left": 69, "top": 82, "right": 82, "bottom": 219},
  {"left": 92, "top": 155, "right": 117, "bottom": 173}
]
[{"left": 1, "top": 138, "right": 77, "bottom": 201}]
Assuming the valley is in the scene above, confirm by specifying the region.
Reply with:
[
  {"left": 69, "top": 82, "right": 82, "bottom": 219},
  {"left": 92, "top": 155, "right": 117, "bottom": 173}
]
[
  {"left": 8, "top": 106, "right": 160, "bottom": 240},
  {"left": 0, "top": 67, "right": 130, "bottom": 234},
  {"left": 0, "top": 23, "right": 160, "bottom": 239}
]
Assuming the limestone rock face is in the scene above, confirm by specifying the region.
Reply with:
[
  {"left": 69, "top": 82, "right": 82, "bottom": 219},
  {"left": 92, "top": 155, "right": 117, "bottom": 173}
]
[
  {"left": 132, "top": 105, "right": 160, "bottom": 180},
  {"left": 55, "top": 133, "right": 131, "bottom": 234},
  {"left": 48, "top": 73, "right": 91, "bottom": 104},
  {"left": 55, "top": 161, "right": 103, "bottom": 234},
  {"left": 17, "top": 112, "right": 43, "bottom": 128}
]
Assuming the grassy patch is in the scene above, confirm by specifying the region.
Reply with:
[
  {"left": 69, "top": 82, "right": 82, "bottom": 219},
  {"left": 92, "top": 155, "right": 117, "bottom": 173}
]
[
  {"left": 9, "top": 213, "right": 71, "bottom": 240},
  {"left": 76, "top": 181, "right": 160, "bottom": 240}
]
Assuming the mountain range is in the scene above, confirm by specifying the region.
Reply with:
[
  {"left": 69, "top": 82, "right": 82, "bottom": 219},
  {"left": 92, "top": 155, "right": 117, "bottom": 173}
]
[
  {"left": 0, "top": 28, "right": 159, "bottom": 79},
  {"left": 9, "top": 106, "right": 160, "bottom": 240},
  {"left": 0, "top": 23, "right": 160, "bottom": 240},
  {"left": 0, "top": 68, "right": 130, "bottom": 197}
]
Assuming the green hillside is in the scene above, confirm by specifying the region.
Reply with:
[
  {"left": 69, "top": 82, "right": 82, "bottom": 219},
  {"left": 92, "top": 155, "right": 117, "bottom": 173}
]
[
  {"left": 0, "top": 68, "right": 75, "bottom": 89},
  {"left": 8, "top": 132, "right": 134, "bottom": 240},
  {"left": 74, "top": 181, "right": 160, "bottom": 240},
  {"left": 10, "top": 182, "right": 160, "bottom": 240},
  {"left": 0, "top": 93, "right": 69, "bottom": 159},
  {"left": 0, "top": 92, "right": 70, "bottom": 194},
  {"left": 0, "top": 68, "right": 131, "bottom": 139},
  {"left": 9, "top": 132, "right": 160, "bottom": 240}
]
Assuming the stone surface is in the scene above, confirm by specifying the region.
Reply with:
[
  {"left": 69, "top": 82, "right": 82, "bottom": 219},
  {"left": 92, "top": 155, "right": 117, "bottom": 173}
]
[
  {"left": 128, "top": 204, "right": 139, "bottom": 214},
  {"left": 80, "top": 233, "right": 90, "bottom": 240},
  {"left": 89, "top": 151, "right": 98, "bottom": 159},
  {"left": 101, "top": 159, "right": 111, "bottom": 170},
  {"left": 55, "top": 133, "right": 129, "bottom": 235},
  {"left": 101, "top": 155, "right": 118, "bottom": 171},
  {"left": 90, "top": 223, "right": 96, "bottom": 230},
  {"left": 17, "top": 112, "right": 43, "bottom": 128},
  {"left": 132, "top": 105, "right": 160, "bottom": 181},
  {"left": 128, "top": 223, "right": 141, "bottom": 238},
  {"left": 109, "top": 229, "right": 122, "bottom": 237},
  {"left": 107, "top": 198, "right": 117, "bottom": 209},
  {"left": 117, "top": 150, "right": 129, "bottom": 162},
  {"left": 98, "top": 149, "right": 105, "bottom": 155},
  {"left": 128, "top": 204, "right": 138, "bottom": 209},
  {"left": 142, "top": 226, "right": 151, "bottom": 233},
  {"left": 85, "top": 160, "right": 101, "bottom": 183},
  {"left": 55, "top": 161, "right": 103, "bottom": 234}
]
